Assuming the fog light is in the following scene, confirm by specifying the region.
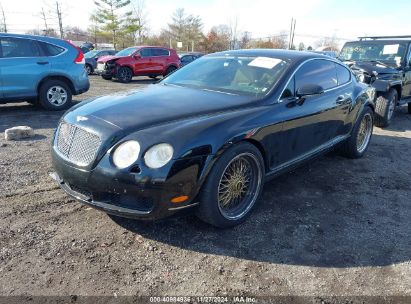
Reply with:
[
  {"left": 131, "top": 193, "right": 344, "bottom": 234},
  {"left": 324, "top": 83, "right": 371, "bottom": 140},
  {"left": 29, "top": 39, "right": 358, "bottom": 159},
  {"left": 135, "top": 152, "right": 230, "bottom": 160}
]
[{"left": 171, "top": 195, "right": 189, "bottom": 203}]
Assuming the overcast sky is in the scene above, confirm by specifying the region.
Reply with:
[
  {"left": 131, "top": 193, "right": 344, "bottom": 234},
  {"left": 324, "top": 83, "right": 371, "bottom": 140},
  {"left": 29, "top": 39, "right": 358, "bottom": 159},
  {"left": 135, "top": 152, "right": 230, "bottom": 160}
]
[{"left": 1, "top": 0, "right": 411, "bottom": 47}]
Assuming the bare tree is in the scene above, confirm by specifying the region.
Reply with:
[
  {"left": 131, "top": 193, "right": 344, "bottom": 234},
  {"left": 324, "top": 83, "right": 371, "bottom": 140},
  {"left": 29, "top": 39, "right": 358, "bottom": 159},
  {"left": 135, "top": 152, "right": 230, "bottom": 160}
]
[
  {"left": 314, "top": 35, "right": 340, "bottom": 51},
  {"left": 0, "top": 2, "right": 7, "bottom": 33},
  {"left": 133, "top": 0, "right": 148, "bottom": 43},
  {"left": 40, "top": 8, "right": 48, "bottom": 32},
  {"left": 55, "top": 1, "right": 64, "bottom": 38},
  {"left": 228, "top": 17, "right": 238, "bottom": 49}
]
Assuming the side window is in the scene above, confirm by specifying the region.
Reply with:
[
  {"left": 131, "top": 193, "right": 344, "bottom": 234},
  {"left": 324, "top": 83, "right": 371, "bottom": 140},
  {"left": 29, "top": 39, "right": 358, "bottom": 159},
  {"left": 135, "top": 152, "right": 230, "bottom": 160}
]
[
  {"left": 140, "top": 48, "right": 153, "bottom": 58},
  {"left": 152, "top": 48, "right": 169, "bottom": 56},
  {"left": 280, "top": 76, "right": 295, "bottom": 99},
  {"left": 38, "top": 41, "right": 65, "bottom": 56},
  {"left": 295, "top": 60, "right": 338, "bottom": 91},
  {"left": 335, "top": 63, "right": 351, "bottom": 85},
  {"left": 1, "top": 37, "right": 41, "bottom": 58}
]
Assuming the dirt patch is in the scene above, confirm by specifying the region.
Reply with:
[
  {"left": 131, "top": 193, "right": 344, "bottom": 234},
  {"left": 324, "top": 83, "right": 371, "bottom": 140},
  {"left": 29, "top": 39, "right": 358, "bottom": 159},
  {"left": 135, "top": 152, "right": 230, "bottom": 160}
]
[{"left": 1, "top": 76, "right": 411, "bottom": 297}]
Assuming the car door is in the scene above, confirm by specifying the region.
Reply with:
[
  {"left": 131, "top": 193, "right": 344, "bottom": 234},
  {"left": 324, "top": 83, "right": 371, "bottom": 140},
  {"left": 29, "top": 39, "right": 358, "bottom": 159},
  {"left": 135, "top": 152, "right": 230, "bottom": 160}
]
[
  {"left": 275, "top": 59, "right": 348, "bottom": 165},
  {"left": 0, "top": 37, "right": 51, "bottom": 99},
  {"left": 151, "top": 48, "right": 170, "bottom": 73},
  {"left": 133, "top": 48, "right": 155, "bottom": 75}
]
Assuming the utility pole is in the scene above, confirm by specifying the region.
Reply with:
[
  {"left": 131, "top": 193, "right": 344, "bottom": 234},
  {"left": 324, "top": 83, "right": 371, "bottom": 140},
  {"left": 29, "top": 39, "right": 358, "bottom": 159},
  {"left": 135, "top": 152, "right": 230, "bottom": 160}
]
[
  {"left": 55, "top": 1, "right": 63, "bottom": 39},
  {"left": 288, "top": 18, "right": 296, "bottom": 49},
  {"left": 0, "top": 2, "right": 7, "bottom": 33}
]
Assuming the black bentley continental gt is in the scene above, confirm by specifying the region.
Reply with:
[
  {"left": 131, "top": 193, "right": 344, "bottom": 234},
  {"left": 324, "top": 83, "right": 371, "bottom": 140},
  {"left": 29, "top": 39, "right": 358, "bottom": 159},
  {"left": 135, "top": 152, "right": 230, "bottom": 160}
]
[{"left": 51, "top": 49, "right": 376, "bottom": 228}]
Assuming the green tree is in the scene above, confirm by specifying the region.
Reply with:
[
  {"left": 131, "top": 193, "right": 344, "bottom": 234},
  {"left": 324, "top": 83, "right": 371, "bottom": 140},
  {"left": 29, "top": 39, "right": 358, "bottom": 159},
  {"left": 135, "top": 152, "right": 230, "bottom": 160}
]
[
  {"left": 164, "top": 8, "right": 203, "bottom": 51},
  {"left": 92, "top": 0, "right": 137, "bottom": 49},
  {"left": 298, "top": 42, "right": 305, "bottom": 51}
]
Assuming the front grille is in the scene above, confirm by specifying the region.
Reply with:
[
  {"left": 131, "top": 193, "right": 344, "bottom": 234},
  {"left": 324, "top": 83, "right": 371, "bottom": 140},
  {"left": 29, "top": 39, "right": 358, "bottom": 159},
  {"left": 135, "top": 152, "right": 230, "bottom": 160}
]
[{"left": 56, "top": 122, "right": 101, "bottom": 166}]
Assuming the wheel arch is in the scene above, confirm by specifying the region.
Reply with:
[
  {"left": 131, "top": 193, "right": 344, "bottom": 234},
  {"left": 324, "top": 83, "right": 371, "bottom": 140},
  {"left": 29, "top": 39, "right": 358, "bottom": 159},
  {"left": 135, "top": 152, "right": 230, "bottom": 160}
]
[
  {"left": 37, "top": 75, "right": 75, "bottom": 95},
  {"left": 391, "top": 84, "right": 402, "bottom": 100}
]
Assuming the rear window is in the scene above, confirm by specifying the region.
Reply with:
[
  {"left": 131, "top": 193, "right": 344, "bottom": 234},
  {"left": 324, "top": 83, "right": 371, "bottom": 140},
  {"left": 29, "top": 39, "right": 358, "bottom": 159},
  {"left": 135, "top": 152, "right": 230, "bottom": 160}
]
[
  {"left": 38, "top": 41, "right": 65, "bottom": 56},
  {"left": 335, "top": 63, "right": 351, "bottom": 85},
  {"left": 153, "top": 48, "right": 170, "bottom": 56}
]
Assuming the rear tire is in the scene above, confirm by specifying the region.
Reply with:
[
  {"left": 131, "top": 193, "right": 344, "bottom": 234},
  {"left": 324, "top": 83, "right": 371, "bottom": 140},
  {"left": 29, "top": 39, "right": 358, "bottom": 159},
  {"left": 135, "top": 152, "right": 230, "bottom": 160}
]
[
  {"left": 38, "top": 80, "right": 72, "bottom": 111},
  {"left": 102, "top": 75, "right": 112, "bottom": 80},
  {"left": 340, "top": 106, "right": 374, "bottom": 159},
  {"left": 164, "top": 66, "right": 177, "bottom": 77},
  {"left": 196, "top": 142, "right": 265, "bottom": 228},
  {"left": 374, "top": 89, "right": 397, "bottom": 127},
  {"left": 116, "top": 67, "right": 133, "bottom": 83}
]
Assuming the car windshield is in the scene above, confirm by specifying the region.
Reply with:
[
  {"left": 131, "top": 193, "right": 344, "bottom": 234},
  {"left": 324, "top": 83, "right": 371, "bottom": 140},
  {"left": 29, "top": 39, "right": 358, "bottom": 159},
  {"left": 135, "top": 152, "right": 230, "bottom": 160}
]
[
  {"left": 339, "top": 41, "right": 407, "bottom": 66},
  {"left": 162, "top": 55, "right": 290, "bottom": 97},
  {"left": 115, "top": 47, "right": 138, "bottom": 57},
  {"left": 84, "top": 50, "right": 99, "bottom": 58}
]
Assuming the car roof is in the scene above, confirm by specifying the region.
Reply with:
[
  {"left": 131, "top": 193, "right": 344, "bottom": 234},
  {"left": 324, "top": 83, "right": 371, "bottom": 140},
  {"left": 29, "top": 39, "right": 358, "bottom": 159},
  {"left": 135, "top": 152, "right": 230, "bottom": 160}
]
[
  {"left": 345, "top": 39, "right": 411, "bottom": 44},
  {"left": 207, "top": 49, "right": 331, "bottom": 62},
  {"left": 0, "top": 32, "right": 67, "bottom": 45}
]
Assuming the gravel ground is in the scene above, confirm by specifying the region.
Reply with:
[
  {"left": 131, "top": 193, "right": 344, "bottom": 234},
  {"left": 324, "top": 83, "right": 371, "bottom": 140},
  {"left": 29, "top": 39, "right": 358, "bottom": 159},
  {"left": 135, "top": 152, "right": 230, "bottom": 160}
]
[{"left": 0, "top": 76, "right": 411, "bottom": 299}]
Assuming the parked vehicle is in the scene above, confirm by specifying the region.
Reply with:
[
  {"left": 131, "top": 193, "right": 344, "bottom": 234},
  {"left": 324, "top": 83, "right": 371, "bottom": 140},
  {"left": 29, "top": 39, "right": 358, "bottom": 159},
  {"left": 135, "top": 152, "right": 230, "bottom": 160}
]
[
  {"left": 95, "top": 46, "right": 180, "bottom": 83},
  {"left": 0, "top": 33, "right": 89, "bottom": 110},
  {"left": 339, "top": 36, "right": 411, "bottom": 127},
  {"left": 51, "top": 50, "right": 375, "bottom": 228},
  {"left": 179, "top": 52, "right": 204, "bottom": 66},
  {"left": 85, "top": 49, "right": 117, "bottom": 75},
  {"left": 80, "top": 42, "right": 95, "bottom": 54}
]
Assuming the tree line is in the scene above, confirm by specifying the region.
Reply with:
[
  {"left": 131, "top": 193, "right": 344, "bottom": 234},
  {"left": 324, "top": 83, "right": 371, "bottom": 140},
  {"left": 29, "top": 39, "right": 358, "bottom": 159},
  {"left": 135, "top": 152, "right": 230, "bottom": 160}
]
[{"left": 1, "top": 0, "right": 339, "bottom": 52}]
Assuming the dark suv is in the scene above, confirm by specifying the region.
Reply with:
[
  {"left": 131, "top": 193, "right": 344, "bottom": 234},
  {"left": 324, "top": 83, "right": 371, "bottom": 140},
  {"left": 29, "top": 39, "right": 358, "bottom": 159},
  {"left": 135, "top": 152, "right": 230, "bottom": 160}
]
[
  {"left": 95, "top": 46, "right": 180, "bottom": 83},
  {"left": 339, "top": 36, "right": 411, "bottom": 127}
]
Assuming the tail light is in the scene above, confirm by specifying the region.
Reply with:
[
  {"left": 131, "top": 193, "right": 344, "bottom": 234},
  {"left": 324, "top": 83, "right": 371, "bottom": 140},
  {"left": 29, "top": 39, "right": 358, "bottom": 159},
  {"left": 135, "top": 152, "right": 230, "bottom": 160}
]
[{"left": 66, "top": 40, "right": 85, "bottom": 64}]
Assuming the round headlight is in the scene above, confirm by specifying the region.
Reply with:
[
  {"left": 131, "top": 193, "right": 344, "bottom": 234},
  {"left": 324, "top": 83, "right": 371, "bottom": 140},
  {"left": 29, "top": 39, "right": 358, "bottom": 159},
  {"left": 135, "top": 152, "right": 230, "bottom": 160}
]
[
  {"left": 112, "top": 140, "right": 140, "bottom": 169},
  {"left": 144, "top": 143, "right": 174, "bottom": 169}
]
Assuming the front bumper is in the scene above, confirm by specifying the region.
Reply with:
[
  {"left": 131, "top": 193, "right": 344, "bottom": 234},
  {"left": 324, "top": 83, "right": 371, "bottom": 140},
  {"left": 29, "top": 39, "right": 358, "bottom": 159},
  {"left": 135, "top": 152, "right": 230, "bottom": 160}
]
[{"left": 51, "top": 148, "right": 210, "bottom": 220}]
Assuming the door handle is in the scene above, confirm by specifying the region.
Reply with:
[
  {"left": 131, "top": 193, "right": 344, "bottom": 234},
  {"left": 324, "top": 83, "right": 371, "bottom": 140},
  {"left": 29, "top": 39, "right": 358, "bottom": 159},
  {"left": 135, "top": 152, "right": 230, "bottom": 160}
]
[
  {"left": 336, "top": 95, "right": 345, "bottom": 104},
  {"left": 37, "top": 61, "right": 49, "bottom": 65}
]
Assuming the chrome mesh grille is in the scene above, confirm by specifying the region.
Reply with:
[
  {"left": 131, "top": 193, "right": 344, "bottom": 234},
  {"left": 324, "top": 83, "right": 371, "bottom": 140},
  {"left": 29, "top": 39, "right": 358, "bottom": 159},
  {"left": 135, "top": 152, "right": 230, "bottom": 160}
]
[{"left": 56, "top": 122, "right": 101, "bottom": 166}]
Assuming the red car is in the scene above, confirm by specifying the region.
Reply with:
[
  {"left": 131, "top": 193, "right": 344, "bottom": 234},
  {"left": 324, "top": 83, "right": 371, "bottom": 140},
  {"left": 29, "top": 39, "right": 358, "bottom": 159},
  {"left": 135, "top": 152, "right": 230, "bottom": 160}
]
[{"left": 95, "top": 46, "right": 181, "bottom": 83}]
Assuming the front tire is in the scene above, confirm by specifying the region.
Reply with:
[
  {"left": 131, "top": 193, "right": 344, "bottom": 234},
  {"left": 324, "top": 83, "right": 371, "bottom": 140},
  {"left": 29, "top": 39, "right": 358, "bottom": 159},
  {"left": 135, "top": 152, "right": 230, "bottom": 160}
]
[
  {"left": 340, "top": 106, "right": 374, "bottom": 159},
  {"left": 374, "top": 89, "right": 397, "bottom": 127},
  {"left": 38, "top": 80, "right": 72, "bottom": 111},
  {"left": 196, "top": 142, "right": 265, "bottom": 228},
  {"left": 116, "top": 67, "right": 133, "bottom": 83}
]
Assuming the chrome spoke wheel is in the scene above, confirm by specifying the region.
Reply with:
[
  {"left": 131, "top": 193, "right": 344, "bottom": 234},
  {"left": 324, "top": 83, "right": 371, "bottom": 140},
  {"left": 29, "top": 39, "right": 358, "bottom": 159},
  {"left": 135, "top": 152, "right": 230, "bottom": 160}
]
[
  {"left": 217, "top": 153, "right": 262, "bottom": 220},
  {"left": 46, "top": 86, "right": 68, "bottom": 106},
  {"left": 356, "top": 113, "right": 373, "bottom": 153}
]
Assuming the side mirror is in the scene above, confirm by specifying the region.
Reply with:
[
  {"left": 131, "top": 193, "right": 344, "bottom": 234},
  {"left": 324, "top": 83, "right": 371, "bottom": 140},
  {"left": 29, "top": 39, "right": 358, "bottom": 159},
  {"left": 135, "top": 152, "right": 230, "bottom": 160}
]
[
  {"left": 133, "top": 54, "right": 141, "bottom": 60},
  {"left": 296, "top": 84, "right": 324, "bottom": 98}
]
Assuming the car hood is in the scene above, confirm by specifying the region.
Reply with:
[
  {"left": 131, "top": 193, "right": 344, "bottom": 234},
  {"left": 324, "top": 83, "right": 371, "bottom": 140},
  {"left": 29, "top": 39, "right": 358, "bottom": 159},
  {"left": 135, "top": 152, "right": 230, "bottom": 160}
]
[
  {"left": 64, "top": 84, "right": 256, "bottom": 132},
  {"left": 97, "top": 55, "right": 124, "bottom": 63},
  {"left": 346, "top": 61, "right": 400, "bottom": 75}
]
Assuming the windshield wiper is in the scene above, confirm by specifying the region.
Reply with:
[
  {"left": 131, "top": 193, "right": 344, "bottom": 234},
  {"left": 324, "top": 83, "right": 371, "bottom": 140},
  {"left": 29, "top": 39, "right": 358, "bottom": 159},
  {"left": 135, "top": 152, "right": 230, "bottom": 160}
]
[{"left": 364, "top": 60, "right": 390, "bottom": 67}]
